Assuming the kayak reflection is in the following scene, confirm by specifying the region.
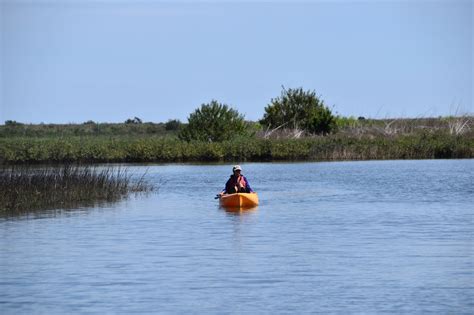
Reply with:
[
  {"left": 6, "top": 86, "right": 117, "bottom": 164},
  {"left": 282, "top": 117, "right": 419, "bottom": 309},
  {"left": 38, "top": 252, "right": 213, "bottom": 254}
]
[{"left": 220, "top": 205, "right": 258, "bottom": 215}]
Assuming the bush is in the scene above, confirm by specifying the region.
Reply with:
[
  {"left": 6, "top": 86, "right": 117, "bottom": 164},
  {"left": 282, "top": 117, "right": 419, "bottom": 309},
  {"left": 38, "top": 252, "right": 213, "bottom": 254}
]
[
  {"left": 260, "top": 87, "right": 336, "bottom": 134},
  {"left": 179, "top": 100, "right": 248, "bottom": 142}
]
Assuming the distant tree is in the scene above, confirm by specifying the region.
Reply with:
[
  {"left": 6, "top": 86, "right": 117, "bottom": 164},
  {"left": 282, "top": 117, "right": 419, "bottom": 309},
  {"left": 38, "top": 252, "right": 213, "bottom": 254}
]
[
  {"left": 5, "top": 120, "right": 22, "bottom": 126},
  {"left": 83, "top": 120, "right": 96, "bottom": 125},
  {"left": 260, "top": 86, "right": 336, "bottom": 134},
  {"left": 165, "top": 119, "right": 182, "bottom": 131},
  {"left": 125, "top": 117, "right": 143, "bottom": 124},
  {"left": 179, "top": 100, "right": 247, "bottom": 142}
]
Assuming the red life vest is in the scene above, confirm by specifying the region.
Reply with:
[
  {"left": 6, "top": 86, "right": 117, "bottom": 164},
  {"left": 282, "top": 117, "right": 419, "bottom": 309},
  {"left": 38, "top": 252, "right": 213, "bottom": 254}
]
[
  {"left": 236, "top": 175, "right": 246, "bottom": 189},
  {"left": 226, "top": 174, "right": 247, "bottom": 192}
]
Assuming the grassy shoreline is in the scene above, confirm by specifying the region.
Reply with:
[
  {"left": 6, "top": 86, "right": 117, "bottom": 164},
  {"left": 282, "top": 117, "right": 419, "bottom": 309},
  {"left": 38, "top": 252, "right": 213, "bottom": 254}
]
[
  {"left": 1, "top": 117, "right": 472, "bottom": 164},
  {"left": 0, "top": 132, "right": 472, "bottom": 164}
]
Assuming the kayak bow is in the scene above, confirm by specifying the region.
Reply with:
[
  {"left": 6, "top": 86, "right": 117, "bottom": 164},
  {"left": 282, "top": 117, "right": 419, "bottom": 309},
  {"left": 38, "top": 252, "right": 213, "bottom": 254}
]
[{"left": 219, "top": 193, "right": 259, "bottom": 208}]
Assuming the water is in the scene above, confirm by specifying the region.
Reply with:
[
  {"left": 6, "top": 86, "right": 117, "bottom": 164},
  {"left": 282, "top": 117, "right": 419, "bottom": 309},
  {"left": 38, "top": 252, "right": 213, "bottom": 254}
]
[{"left": 1, "top": 160, "right": 473, "bottom": 313}]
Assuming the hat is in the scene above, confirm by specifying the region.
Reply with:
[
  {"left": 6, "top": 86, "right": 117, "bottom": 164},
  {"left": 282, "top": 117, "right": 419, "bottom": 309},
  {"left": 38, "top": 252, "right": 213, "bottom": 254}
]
[{"left": 233, "top": 165, "right": 242, "bottom": 172}]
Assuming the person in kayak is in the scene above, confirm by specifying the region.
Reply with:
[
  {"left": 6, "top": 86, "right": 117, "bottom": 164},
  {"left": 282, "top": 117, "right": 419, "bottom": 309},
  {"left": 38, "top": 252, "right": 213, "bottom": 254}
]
[{"left": 221, "top": 165, "right": 254, "bottom": 195}]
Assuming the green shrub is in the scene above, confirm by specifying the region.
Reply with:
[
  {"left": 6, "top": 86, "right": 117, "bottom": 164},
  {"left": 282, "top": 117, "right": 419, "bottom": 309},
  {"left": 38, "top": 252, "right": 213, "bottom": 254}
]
[
  {"left": 260, "top": 87, "right": 336, "bottom": 134},
  {"left": 179, "top": 100, "right": 248, "bottom": 142}
]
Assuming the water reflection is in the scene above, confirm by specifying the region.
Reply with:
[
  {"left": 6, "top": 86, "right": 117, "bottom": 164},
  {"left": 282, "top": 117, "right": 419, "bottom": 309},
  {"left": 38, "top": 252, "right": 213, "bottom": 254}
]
[
  {"left": 220, "top": 205, "right": 258, "bottom": 216},
  {"left": 0, "top": 199, "right": 120, "bottom": 220},
  {"left": 1, "top": 203, "right": 90, "bottom": 220}
]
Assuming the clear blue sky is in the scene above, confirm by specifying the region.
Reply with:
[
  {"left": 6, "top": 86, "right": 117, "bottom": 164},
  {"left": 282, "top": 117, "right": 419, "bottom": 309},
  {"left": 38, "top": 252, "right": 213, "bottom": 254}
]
[{"left": 1, "top": 0, "right": 472, "bottom": 124}]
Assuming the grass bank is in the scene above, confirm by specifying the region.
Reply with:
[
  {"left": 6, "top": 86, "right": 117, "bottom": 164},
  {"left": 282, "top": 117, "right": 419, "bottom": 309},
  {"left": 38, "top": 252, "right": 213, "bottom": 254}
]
[
  {"left": 0, "top": 117, "right": 472, "bottom": 164},
  {"left": 0, "top": 131, "right": 472, "bottom": 164},
  {"left": 0, "top": 165, "right": 153, "bottom": 215}
]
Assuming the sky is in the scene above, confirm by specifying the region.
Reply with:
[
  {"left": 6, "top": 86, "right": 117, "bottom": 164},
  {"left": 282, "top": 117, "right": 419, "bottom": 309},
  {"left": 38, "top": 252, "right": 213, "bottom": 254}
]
[{"left": 0, "top": 0, "right": 472, "bottom": 124}]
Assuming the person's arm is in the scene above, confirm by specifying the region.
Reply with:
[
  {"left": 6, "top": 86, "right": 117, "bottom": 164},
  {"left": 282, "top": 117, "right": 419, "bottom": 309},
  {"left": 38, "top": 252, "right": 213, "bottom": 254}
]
[
  {"left": 244, "top": 176, "right": 253, "bottom": 193},
  {"left": 221, "top": 177, "right": 231, "bottom": 194}
]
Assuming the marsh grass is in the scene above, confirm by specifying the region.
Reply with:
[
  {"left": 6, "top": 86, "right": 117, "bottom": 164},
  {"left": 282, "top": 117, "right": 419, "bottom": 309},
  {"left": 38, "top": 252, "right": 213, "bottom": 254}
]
[
  {"left": 0, "top": 117, "right": 472, "bottom": 164},
  {"left": 0, "top": 165, "right": 153, "bottom": 214},
  {"left": 256, "top": 116, "right": 473, "bottom": 139},
  {"left": 0, "top": 132, "right": 472, "bottom": 164},
  {"left": 0, "top": 121, "right": 177, "bottom": 138},
  {"left": 336, "top": 117, "right": 473, "bottom": 137}
]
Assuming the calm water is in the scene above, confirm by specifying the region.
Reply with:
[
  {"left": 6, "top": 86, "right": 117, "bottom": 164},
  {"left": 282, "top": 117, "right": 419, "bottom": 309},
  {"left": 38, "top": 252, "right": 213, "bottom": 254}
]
[{"left": 1, "top": 160, "right": 473, "bottom": 314}]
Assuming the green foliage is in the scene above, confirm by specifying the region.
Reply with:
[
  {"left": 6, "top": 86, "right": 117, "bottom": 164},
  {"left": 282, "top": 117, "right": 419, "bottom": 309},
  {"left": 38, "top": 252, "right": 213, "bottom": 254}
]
[
  {"left": 260, "top": 87, "right": 336, "bottom": 134},
  {"left": 179, "top": 100, "right": 248, "bottom": 142}
]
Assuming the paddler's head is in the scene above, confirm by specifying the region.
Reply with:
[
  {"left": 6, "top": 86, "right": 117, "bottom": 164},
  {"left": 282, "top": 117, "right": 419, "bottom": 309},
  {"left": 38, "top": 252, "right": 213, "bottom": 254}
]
[{"left": 232, "top": 165, "right": 242, "bottom": 175}]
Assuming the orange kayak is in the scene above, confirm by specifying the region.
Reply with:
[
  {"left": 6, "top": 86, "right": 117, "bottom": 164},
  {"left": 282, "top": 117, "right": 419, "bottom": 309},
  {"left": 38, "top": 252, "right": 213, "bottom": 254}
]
[{"left": 219, "top": 193, "right": 259, "bottom": 208}]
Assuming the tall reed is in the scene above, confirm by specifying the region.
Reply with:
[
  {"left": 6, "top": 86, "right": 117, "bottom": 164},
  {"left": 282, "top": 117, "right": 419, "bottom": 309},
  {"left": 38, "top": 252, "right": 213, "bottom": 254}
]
[{"left": 0, "top": 165, "right": 153, "bottom": 214}]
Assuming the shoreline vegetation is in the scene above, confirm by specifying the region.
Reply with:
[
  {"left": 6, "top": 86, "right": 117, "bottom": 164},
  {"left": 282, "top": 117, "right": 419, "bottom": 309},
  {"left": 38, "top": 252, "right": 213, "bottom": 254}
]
[
  {"left": 1, "top": 116, "right": 472, "bottom": 164},
  {"left": 0, "top": 165, "right": 153, "bottom": 215}
]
